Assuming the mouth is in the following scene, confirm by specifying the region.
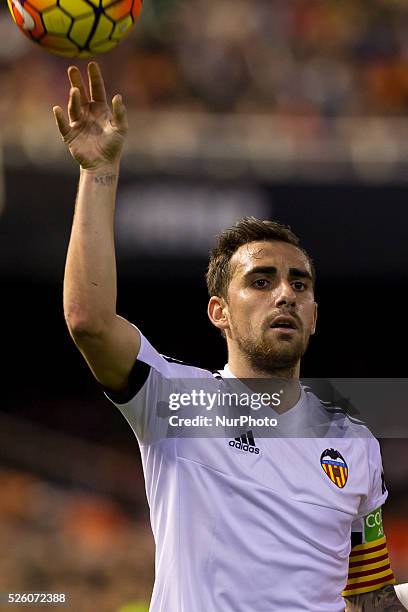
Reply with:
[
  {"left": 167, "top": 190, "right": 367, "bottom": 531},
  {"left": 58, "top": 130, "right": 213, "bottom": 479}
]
[{"left": 269, "top": 316, "right": 298, "bottom": 332}]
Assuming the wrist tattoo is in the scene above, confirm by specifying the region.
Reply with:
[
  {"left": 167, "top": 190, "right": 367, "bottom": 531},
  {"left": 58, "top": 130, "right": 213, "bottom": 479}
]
[{"left": 92, "top": 174, "right": 117, "bottom": 186}]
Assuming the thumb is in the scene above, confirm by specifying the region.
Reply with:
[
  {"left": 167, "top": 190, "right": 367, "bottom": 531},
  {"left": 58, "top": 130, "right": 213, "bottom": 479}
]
[
  {"left": 111, "top": 94, "right": 128, "bottom": 134},
  {"left": 53, "top": 106, "right": 71, "bottom": 139}
]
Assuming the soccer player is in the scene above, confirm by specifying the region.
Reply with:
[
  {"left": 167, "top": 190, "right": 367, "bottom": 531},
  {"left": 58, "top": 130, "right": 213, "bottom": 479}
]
[{"left": 54, "top": 62, "right": 407, "bottom": 611}]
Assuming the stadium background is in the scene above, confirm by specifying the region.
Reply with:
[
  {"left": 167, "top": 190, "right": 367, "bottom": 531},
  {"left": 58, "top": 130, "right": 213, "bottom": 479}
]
[{"left": 0, "top": 1, "right": 408, "bottom": 610}]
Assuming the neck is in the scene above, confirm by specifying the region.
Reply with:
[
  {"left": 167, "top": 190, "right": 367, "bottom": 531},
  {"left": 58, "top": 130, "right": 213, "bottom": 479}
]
[
  {"left": 226, "top": 357, "right": 301, "bottom": 414},
  {"left": 227, "top": 353, "right": 301, "bottom": 380}
]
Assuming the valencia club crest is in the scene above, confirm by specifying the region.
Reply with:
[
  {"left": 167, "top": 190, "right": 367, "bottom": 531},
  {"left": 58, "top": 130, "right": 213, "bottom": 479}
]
[{"left": 320, "top": 448, "right": 348, "bottom": 489}]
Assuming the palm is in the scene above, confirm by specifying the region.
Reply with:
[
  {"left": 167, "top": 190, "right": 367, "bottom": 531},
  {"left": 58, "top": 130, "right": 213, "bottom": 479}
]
[
  {"left": 67, "top": 102, "right": 124, "bottom": 170},
  {"left": 53, "top": 62, "right": 127, "bottom": 171}
]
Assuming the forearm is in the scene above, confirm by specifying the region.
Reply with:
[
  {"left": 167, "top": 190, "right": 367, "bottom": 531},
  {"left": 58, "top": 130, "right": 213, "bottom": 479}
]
[
  {"left": 64, "top": 163, "right": 120, "bottom": 336},
  {"left": 345, "top": 584, "right": 406, "bottom": 611}
]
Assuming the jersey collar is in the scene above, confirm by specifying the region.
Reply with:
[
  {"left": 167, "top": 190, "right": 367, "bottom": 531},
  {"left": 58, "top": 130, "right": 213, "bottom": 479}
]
[{"left": 220, "top": 363, "right": 306, "bottom": 419}]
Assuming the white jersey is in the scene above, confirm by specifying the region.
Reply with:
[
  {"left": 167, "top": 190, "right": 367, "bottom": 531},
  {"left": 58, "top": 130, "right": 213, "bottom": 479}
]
[{"left": 105, "top": 330, "right": 387, "bottom": 612}]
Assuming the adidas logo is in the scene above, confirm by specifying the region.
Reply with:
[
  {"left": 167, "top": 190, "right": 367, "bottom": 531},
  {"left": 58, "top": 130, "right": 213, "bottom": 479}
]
[{"left": 229, "top": 430, "right": 260, "bottom": 455}]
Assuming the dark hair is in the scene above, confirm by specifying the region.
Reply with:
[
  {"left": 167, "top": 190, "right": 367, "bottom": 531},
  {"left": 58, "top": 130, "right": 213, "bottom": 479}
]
[{"left": 206, "top": 217, "right": 315, "bottom": 298}]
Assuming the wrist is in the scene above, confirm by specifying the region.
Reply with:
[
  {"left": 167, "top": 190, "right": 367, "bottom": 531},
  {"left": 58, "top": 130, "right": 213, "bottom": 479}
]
[
  {"left": 80, "top": 162, "right": 120, "bottom": 176},
  {"left": 80, "top": 165, "right": 120, "bottom": 188}
]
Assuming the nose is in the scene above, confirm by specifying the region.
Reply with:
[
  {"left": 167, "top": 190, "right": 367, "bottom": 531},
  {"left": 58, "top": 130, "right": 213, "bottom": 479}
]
[{"left": 275, "top": 280, "right": 296, "bottom": 308}]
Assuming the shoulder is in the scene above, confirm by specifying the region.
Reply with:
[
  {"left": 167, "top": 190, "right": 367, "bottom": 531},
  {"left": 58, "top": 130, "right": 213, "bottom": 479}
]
[
  {"left": 158, "top": 353, "right": 219, "bottom": 379},
  {"left": 302, "top": 382, "right": 374, "bottom": 440},
  {"left": 136, "top": 331, "right": 221, "bottom": 380},
  {"left": 105, "top": 329, "right": 221, "bottom": 406}
]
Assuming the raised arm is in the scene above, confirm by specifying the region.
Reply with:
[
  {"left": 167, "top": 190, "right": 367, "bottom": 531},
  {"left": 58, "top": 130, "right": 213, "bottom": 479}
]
[{"left": 54, "top": 62, "right": 140, "bottom": 391}]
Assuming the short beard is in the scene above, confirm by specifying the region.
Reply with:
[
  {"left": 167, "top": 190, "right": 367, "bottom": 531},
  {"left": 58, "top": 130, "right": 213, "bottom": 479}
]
[{"left": 235, "top": 332, "right": 307, "bottom": 378}]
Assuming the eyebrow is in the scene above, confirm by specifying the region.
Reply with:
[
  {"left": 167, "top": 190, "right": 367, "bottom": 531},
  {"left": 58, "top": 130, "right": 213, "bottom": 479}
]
[{"left": 243, "top": 266, "right": 313, "bottom": 281}]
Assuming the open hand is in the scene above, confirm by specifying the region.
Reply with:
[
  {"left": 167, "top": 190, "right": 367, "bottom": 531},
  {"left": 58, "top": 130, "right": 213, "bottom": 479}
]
[{"left": 53, "top": 62, "right": 127, "bottom": 171}]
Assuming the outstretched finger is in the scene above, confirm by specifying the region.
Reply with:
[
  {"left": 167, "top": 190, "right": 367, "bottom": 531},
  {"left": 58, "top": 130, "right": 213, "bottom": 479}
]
[
  {"left": 68, "top": 65, "right": 88, "bottom": 106},
  {"left": 111, "top": 94, "right": 128, "bottom": 133},
  {"left": 88, "top": 61, "right": 107, "bottom": 103},
  {"left": 68, "top": 87, "right": 82, "bottom": 123},
  {"left": 53, "top": 106, "right": 70, "bottom": 138}
]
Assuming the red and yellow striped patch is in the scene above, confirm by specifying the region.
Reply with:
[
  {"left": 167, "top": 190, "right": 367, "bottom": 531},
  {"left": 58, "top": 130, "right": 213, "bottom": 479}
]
[
  {"left": 342, "top": 536, "right": 395, "bottom": 597},
  {"left": 321, "top": 461, "right": 348, "bottom": 488}
]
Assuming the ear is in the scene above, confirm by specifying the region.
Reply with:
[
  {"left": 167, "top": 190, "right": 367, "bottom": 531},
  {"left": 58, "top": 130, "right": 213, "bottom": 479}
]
[
  {"left": 311, "top": 301, "right": 318, "bottom": 335},
  {"left": 208, "top": 296, "right": 229, "bottom": 333}
]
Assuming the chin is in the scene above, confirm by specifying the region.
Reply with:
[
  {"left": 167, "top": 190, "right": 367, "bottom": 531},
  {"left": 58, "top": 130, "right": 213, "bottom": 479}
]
[
  {"left": 236, "top": 331, "right": 307, "bottom": 373},
  {"left": 247, "top": 341, "right": 302, "bottom": 373},
  {"left": 269, "top": 333, "right": 308, "bottom": 359}
]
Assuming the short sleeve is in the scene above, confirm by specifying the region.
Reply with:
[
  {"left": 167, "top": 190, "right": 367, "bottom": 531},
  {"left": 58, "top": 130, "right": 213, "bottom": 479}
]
[
  {"left": 357, "top": 437, "right": 388, "bottom": 518},
  {"left": 104, "top": 326, "right": 213, "bottom": 444}
]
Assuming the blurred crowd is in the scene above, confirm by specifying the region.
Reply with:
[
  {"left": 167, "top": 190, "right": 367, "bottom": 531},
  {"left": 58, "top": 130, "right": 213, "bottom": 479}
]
[
  {"left": 2, "top": 0, "right": 408, "bottom": 123},
  {"left": 0, "top": 468, "right": 152, "bottom": 612}
]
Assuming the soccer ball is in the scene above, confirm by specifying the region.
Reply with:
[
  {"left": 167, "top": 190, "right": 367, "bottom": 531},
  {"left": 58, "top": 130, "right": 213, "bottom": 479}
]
[{"left": 6, "top": 0, "right": 143, "bottom": 57}]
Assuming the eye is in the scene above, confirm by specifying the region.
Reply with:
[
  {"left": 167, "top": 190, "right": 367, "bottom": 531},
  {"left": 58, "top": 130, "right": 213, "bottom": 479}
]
[
  {"left": 292, "top": 280, "right": 307, "bottom": 291},
  {"left": 253, "top": 278, "right": 269, "bottom": 289}
]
